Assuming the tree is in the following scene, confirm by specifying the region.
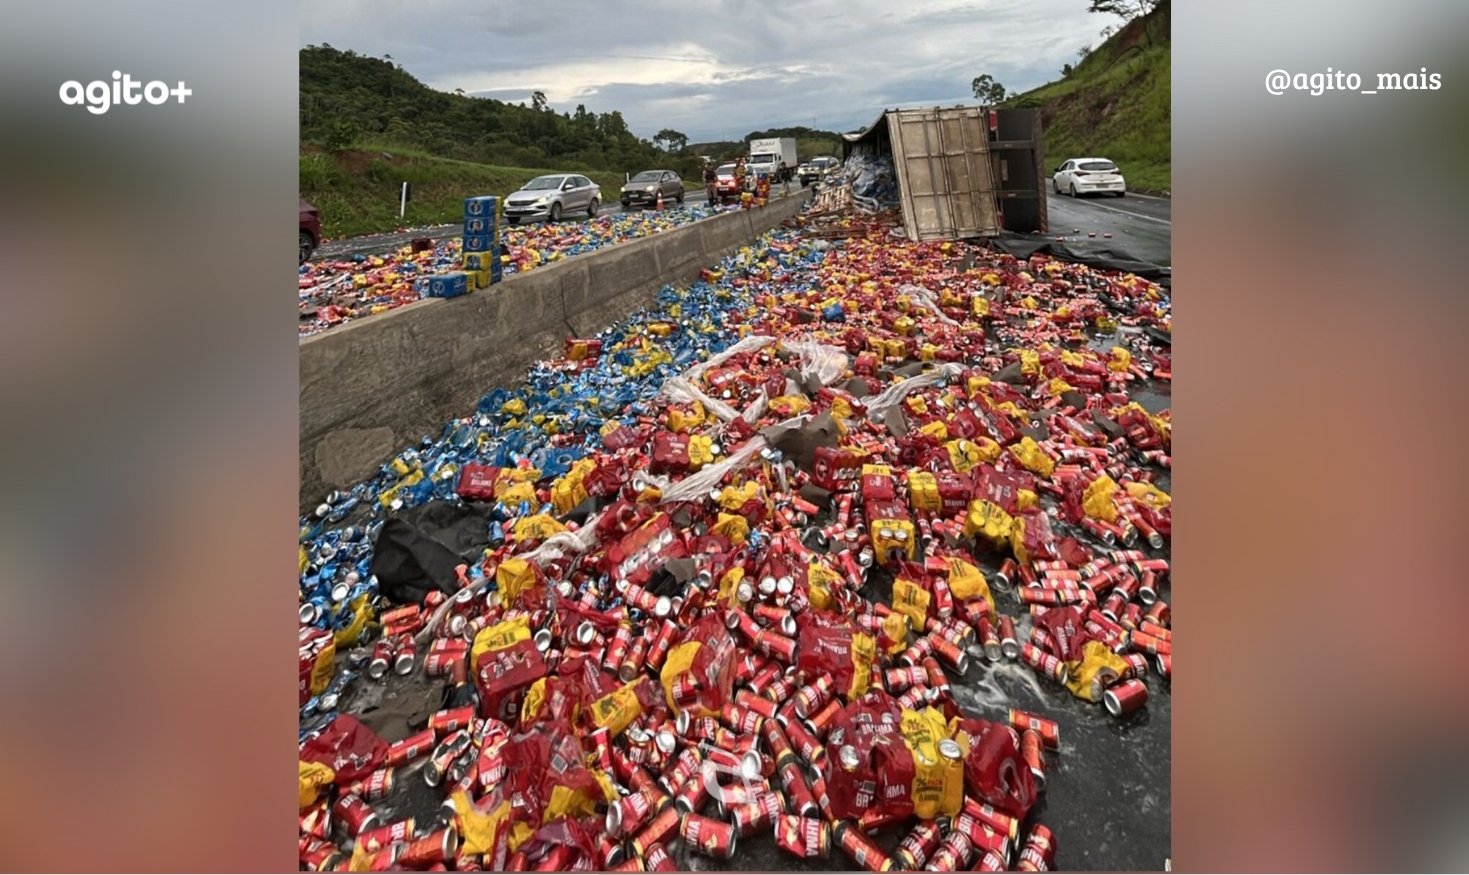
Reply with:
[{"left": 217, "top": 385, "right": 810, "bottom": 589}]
[
  {"left": 1061, "top": 62, "right": 1074, "bottom": 77},
  {"left": 654, "top": 128, "right": 688, "bottom": 153},
  {"left": 1087, "top": 0, "right": 1157, "bottom": 19},
  {"left": 1077, "top": 44, "right": 1093, "bottom": 61},
  {"left": 970, "top": 74, "right": 1008, "bottom": 105},
  {"left": 324, "top": 118, "right": 360, "bottom": 152},
  {"left": 531, "top": 90, "right": 548, "bottom": 111}
]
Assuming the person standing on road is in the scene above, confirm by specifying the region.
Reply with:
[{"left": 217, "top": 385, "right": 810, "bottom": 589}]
[
  {"left": 703, "top": 162, "right": 717, "bottom": 204},
  {"left": 734, "top": 158, "right": 747, "bottom": 192}
]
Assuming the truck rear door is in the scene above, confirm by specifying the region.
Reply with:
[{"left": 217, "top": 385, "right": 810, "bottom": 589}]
[{"left": 887, "top": 107, "right": 1000, "bottom": 241}]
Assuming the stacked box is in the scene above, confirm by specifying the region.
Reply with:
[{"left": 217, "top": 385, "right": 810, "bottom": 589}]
[
  {"left": 463, "top": 196, "right": 502, "bottom": 284},
  {"left": 426, "top": 272, "right": 469, "bottom": 299},
  {"left": 464, "top": 196, "right": 498, "bottom": 217},
  {"left": 462, "top": 250, "right": 496, "bottom": 272},
  {"left": 464, "top": 214, "right": 497, "bottom": 236}
]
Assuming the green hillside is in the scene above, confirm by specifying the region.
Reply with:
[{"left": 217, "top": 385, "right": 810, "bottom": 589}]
[
  {"left": 299, "top": 146, "right": 628, "bottom": 239},
  {"left": 1006, "top": 1, "right": 1170, "bottom": 193},
  {"left": 300, "top": 45, "right": 703, "bottom": 236}
]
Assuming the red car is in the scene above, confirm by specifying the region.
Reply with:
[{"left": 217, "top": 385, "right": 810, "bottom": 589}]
[
  {"left": 300, "top": 199, "right": 322, "bottom": 264},
  {"left": 713, "top": 163, "right": 745, "bottom": 204}
]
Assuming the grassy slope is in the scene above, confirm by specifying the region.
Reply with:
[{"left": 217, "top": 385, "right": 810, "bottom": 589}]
[
  {"left": 300, "top": 145, "right": 631, "bottom": 239},
  {"left": 1006, "top": 1, "right": 1171, "bottom": 193}
]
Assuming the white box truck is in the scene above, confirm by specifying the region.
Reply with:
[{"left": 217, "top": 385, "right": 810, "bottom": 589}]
[{"left": 747, "top": 137, "right": 798, "bottom": 183}]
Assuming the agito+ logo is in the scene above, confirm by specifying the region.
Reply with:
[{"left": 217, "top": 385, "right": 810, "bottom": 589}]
[{"left": 58, "top": 72, "right": 192, "bottom": 115}]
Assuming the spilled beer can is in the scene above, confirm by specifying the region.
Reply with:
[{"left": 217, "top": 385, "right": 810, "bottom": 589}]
[
  {"left": 774, "top": 814, "right": 830, "bottom": 858},
  {"left": 680, "top": 812, "right": 738, "bottom": 859}
]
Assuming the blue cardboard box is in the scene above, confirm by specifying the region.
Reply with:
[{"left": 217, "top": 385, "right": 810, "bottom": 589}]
[
  {"left": 426, "top": 272, "right": 469, "bottom": 299},
  {"left": 463, "top": 214, "right": 499, "bottom": 236},
  {"left": 463, "top": 233, "right": 499, "bottom": 253},
  {"left": 464, "top": 196, "right": 498, "bottom": 218}
]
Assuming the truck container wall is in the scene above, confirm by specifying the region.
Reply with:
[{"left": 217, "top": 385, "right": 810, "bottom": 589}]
[
  {"left": 842, "top": 106, "right": 1047, "bottom": 238},
  {"left": 886, "top": 107, "right": 1000, "bottom": 241}
]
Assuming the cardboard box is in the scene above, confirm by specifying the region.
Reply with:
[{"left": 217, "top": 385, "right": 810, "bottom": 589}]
[
  {"left": 464, "top": 195, "right": 498, "bottom": 217},
  {"left": 426, "top": 272, "right": 469, "bottom": 299}
]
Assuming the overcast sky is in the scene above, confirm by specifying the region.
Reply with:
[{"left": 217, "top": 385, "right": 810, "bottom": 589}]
[{"left": 301, "top": 0, "right": 1119, "bottom": 142}]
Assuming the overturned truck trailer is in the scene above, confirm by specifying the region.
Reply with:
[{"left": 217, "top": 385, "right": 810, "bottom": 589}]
[{"left": 842, "top": 106, "right": 1047, "bottom": 240}]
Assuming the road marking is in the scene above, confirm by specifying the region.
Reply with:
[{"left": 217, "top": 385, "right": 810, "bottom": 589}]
[{"left": 1058, "top": 197, "right": 1171, "bottom": 226}]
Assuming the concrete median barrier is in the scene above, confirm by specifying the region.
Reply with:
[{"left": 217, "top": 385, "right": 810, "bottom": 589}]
[{"left": 300, "top": 191, "right": 810, "bottom": 511}]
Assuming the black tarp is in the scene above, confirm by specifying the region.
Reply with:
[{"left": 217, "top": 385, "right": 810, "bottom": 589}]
[
  {"left": 984, "top": 233, "right": 1172, "bottom": 287},
  {"left": 368, "top": 500, "right": 493, "bottom": 605}
]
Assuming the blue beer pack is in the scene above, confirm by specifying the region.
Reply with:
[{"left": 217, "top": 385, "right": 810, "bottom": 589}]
[
  {"left": 426, "top": 272, "right": 469, "bottom": 299},
  {"left": 464, "top": 196, "right": 498, "bottom": 218},
  {"left": 464, "top": 214, "right": 499, "bottom": 236}
]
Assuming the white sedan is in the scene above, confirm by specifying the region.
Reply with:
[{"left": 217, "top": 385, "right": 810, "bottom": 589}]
[{"left": 1053, "top": 158, "right": 1126, "bottom": 198}]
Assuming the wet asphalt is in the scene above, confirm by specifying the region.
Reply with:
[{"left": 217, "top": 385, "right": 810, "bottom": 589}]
[{"left": 1043, "top": 192, "right": 1172, "bottom": 268}]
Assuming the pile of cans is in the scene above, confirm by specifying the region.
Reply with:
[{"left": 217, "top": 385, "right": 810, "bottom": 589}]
[
  {"left": 299, "top": 209, "right": 1171, "bottom": 871},
  {"left": 298, "top": 204, "right": 721, "bottom": 337}
]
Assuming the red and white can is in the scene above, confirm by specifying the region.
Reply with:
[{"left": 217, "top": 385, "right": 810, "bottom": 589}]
[
  {"left": 926, "top": 829, "right": 975, "bottom": 871},
  {"left": 1017, "top": 824, "right": 1057, "bottom": 871},
  {"left": 349, "top": 766, "right": 396, "bottom": 803},
  {"left": 781, "top": 713, "right": 826, "bottom": 764},
  {"left": 999, "top": 615, "right": 1020, "bottom": 659},
  {"left": 774, "top": 814, "right": 830, "bottom": 858},
  {"left": 894, "top": 820, "right": 943, "bottom": 869},
  {"left": 778, "top": 761, "right": 819, "bottom": 817},
  {"left": 1104, "top": 678, "right": 1149, "bottom": 716},
  {"left": 834, "top": 822, "right": 893, "bottom": 872},
  {"left": 734, "top": 688, "right": 778, "bottom": 719},
  {"left": 423, "top": 649, "right": 466, "bottom": 678},
  {"left": 673, "top": 771, "right": 710, "bottom": 815},
  {"left": 729, "top": 791, "right": 786, "bottom": 836},
  {"left": 395, "top": 826, "right": 457, "bottom": 868},
  {"left": 644, "top": 842, "right": 678, "bottom": 872},
  {"left": 607, "top": 789, "right": 656, "bottom": 838},
  {"left": 357, "top": 818, "right": 415, "bottom": 853},
  {"left": 331, "top": 793, "right": 379, "bottom": 837},
  {"left": 629, "top": 804, "right": 681, "bottom": 857},
  {"left": 428, "top": 706, "right": 476, "bottom": 736},
  {"left": 884, "top": 664, "right": 929, "bottom": 692},
  {"left": 805, "top": 697, "right": 842, "bottom": 737},
  {"left": 680, "top": 812, "right": 738, "bottom": 859},
  {"left": 1021, "top": 728, "right": 1047, "bottom": 790},
  {"left": 1020, "top": 643, "right": 1068, "bottom": 684},
  {"left": 792, "top": 676, "right": 835, "bottom": 719},
  {"left": 393, "top": 636, "right": 416, "bottom": 675}
]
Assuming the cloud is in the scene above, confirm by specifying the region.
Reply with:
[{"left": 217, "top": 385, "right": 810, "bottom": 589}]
[{"left": 300, "top": 0, "right": 1112, "bottom": 141}]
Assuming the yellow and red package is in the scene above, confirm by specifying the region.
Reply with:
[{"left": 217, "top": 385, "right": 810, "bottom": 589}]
[
  {"left": 965, "top": 499, "right": 1014, "bottom": 544},
  {"left": 796, "top": 615, "right": 876, "bottom": 700},
  {"left": 901, "top": 707, "right": 966, "bottom": 819},
  {"left": 1008, "top": 436, "right": 1057, "bottom": 479},
  {"left": 891, "top": 575, "right": 932, "bottom": 632},
  {"left": 907, "top": 470, "right": 941, "bottom": 513}
]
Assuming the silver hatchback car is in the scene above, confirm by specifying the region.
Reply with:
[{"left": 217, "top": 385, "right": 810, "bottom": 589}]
[{"left": 503, "top": 174, "right": 602, "bottom": 224}]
